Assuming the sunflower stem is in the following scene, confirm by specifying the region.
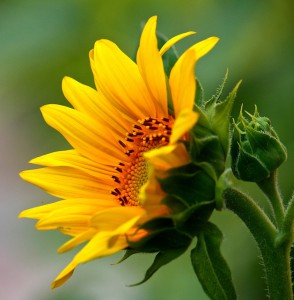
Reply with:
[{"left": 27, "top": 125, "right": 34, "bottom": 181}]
[
  {"left": 223, "top": 187, "right": 293, "bottom": 300},
  {"left": 257, "top": 170, "right": 285, "bottom": 229},
  {"left": 276, "top": 193, "right": 294, "bottom": 247}
]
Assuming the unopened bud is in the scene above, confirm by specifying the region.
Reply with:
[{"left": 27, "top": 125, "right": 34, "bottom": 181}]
[{"left": 231, "top": 106, "right": 287, "bottom": 182}]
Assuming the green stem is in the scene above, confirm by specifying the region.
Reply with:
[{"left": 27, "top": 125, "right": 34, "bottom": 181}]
[
  {"left": 224, "top": 187, "right": 293, "bottom": 300},
  {"left": 276, "top": 194, "right": 294, "bottom": 247},
  {"left": 284, "top": 194, "right": 294, "bottom": 233},
  {"left": 257, "top": 171, "right": 285, "bottom": 229}
]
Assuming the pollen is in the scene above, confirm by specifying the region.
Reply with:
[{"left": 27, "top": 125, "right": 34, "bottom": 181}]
[{"left": 111, "top": 116, "right": 174, "bottom": 206}]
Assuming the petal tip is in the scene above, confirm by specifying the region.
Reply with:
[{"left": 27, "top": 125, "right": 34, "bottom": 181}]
[
  {"left": 18, "top": 210, "right": 25, "bottom": 219},
  {"left": 19, "top": 170, "right": 28, "bottom": 180},
  {"left": 51, "top": 265, "right": 76, "bottom": 289}
]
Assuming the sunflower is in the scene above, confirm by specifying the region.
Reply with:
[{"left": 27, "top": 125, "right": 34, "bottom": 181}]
[{"left": 19, "top": 16, "right": 219, "bottom": 288}]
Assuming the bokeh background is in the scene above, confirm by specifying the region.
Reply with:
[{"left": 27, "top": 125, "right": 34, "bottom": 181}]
[{"left": 1, "top": 0, "right": 293, "bottom": 299}]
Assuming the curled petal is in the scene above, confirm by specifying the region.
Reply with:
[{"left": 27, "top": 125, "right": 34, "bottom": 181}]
[
  {"left": 170, "top": 109, "right": 199, "bottom": 144},
  {"left": 159, "top": 31, "right": 196, "bottom": 56},
  {"left": 51, "top": 215, "right": 142, "bottom": 288}
]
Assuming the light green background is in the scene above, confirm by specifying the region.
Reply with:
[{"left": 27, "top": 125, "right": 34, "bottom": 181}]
[{"left": 1, "top": 0, "right": 293, "bottom": 299}]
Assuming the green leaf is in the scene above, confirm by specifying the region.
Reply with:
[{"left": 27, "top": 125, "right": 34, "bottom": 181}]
[
  {"left": 129, "top": 247, "right": 187, "bottom": 286},
  {"left": 191, "top": 223, "right": 236, "bottom": 300}
]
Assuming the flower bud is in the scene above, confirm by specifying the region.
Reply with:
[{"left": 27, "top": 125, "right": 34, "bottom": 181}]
[{"left": 231, "top": 106, "right": 287, "bottom": 182}]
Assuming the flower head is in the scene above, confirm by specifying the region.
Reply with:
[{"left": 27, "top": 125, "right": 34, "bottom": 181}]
[{"left": 19, "top": 16, "right": 219, "bottom": 288}]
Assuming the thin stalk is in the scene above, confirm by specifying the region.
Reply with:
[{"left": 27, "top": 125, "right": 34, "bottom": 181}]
[
  {"left": 224, "top": 187, "right": 293, "bottom": 300},
  {"left": 276, "top": 194, "right": 294, "bottom": 247},
  {"left": 257, "top": 171, "right": 285, "bottom": 229}
]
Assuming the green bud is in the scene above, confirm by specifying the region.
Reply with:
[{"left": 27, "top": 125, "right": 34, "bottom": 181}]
[{"left": 231, "top": 106, "right": 287, "bottom": 182}]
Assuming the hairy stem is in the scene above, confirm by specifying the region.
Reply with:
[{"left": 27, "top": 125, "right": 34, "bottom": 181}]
[
  {"left": 257, "top": 171, "right": 285, "bottom": 229},
  {"left": 224, "top": 187, "right": 293, "bottom": 300},
  {"left": 276, "top": 194, "right": 294, "bottom": 247}
]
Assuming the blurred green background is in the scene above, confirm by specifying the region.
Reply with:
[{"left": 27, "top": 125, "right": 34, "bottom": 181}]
[{"left": 1, "top": 0, "right": 293, "bottom": 299}]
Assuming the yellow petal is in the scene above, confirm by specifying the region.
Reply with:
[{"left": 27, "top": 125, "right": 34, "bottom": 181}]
[
  {"left": 20, "top": 167, "right": 114, "bottom": 199},
  {"left": 41, "top": 104, "right": 125, "bottom": 164},
  {"left": 169, "top": 49, "right": 196, "bottom": 117},
  {"left": 36, "top": 204, "right": 108, "bottom": 230},
  {"left": 159, "top": 31, "right": 196, "bottom": 56},
  {"left": 190, "top": 36, "right": 219, "bottom": 60},
  {"left": 90, "top": 206, "right": 145, "bottom": 231},
  {"left": 140, "top": 143, "right": 190, "bottom": 216},
  {"left": 75, "top": 217, "right": 139, "bottom": 262},
  {"left": 58, "top": 229, "right": 97, "bottom": 253},
  {"left": 51, "top": 263, "right": 75, "bottom": 289},
  {"left": 18, "top": 197, "right": 119, "bottom": 220},
  {"left": 170, "top": 109, "right": 199, "bottom": 144},
  {"left": 29, "top": 149, "right": 114, "bottom": 178},
  {"left": 136, "top": 16, "right": 167, "bottom": 116},
  {"left": 170, "top": 36, "right": 219, "bottom": 117},
  {"left": 36, "top": 214, "right": 90, "bottom": 231},
  {"left": 58, "top": 227, "right": 92, "bottom": 237},
  {"left": 62, "top": 76, "right": 100, "bottom": 118},
  {"left": 144, "top": 143, "right": 189, "bottom": 171},
  {"left": 139, "top": 182, "right": 169, "bottom": 219},
  {"left": 90, "top": 39, "right": 155, "bottom": 119},
  {"left": 52, "top": 215, "right": 141, "bottom": 288},
  {"left": 62, "top": 76, "right": 130, "bottom": 135}
]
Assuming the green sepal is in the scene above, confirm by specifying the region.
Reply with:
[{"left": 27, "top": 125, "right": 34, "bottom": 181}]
[
  {"left": 231, "top": 138, "right": 270, "bottom": 182},
  {"left": 172, "top": 200, "right": 215, "bottom": 236},
  {"left": 191, "top": 222, "right": 237, "bottom": 300},
  {"left": 138, "top": 217, "right": 174, "bottom": 231},
  {"left": 129, "top": 247, "right": 188, "bottom": 287},
  {"left": 206, "top": 80, "right": 241, "bottom": 157},
  {"left": 128, "top": 226, "right": 192, "bottom": 252},
  {"left": 245, "top": 126, "right": 287, "bottom": 171},
  {"left": 192, "top": 72, "right": 241, "bottom": 171},
  {"left": 190, "top": 128, "right": 226, "bottom": 176},
  {"left": 114, "top": 249, "right": 141, "bottom": 265},
  {"left": 162, "top": 195, "right": 188, "bottom": 213},
  {"left": 158, "top": 163, "right": 215, "bottom": 206},
  {"left": 205, "top": 70, "right": 229, "bottom": 110}
]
